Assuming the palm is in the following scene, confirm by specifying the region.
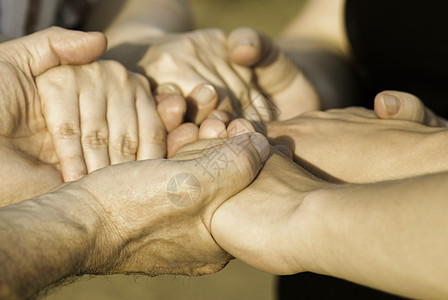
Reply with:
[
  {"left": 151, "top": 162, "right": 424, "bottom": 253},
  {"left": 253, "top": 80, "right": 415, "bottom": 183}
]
[{"left": 0, "top": 64, "right": 62, "bottom": 206}]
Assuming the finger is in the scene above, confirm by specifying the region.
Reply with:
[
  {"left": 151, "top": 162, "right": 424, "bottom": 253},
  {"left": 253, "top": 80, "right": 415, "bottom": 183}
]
[
  {"left": 374, "top": 90, "right": 446, "bottom": 127},
  {"left": 167, "top": 123, "right": 199, "bottom": 158},
  {"left": 228, "top": 27, "right": 263, "bottom": 67},
  {"left": 157, "top": 94, "right": 187, "bottom": 132},
  {"left": 1, "top": 27, "right": 107, "bottom": 76},
  {"left": 79, "top": 88, "right": 110, "bottom": 173},
  {"left": 274, "top": 144, "right": 293, "bottom": 159},
  {"left": 38, "top": 73, "right": 87, "bottom": 181},
  {"left": 135, "top": 76, "right": 166, "bottom": 159},
  {"left": 107, "top": 90, "right": 139, "bottom": 164},
  {"left": 228, "top": 27, "right": 319, "bottom": 120},
  {"left": 199, "top": 119, "right": 228, "bottom": 139},
  {"left": 155, "top": 83, "right": 182, "bottom": 101},
  {"left": 229, "top": 28, "right": 295, "bottom": 94},
  {"left": 172, "top": 138, "right": 226, "bottom": 161},
  {"left": 155, "top": 83, "right": 186, "bottom": 132},
  {"left": 187, "top": 83, "right": 219, "bottom": 124},
  {"left": 215, "top": 59, "right": 274, "bottom": 123},
  {"left": 197, "top": 133, "right": 270, "bottom": 230},
  {"left": 227, "top": 118, "right": 255, "bottom": 137},
  {"left": 206, "top": 110, "right": 231, "bottom": 124}
]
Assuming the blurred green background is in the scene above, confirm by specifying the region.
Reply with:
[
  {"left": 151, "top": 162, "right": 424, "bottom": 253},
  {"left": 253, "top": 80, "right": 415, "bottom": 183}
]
[
  {"left": 45, "top": 1, "right": 305, "bottom": 299},
  {"left": 189, "top": 0, "right": 306, "bottom": 36}
]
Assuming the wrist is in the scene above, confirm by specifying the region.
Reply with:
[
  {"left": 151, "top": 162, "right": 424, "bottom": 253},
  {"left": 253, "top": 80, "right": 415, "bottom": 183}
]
[
  {"left": 287, "top": 188, "right": 338, "bottom": 275},
  {"left": 44, "top": 184, "right": 108, "bottom": 274}
]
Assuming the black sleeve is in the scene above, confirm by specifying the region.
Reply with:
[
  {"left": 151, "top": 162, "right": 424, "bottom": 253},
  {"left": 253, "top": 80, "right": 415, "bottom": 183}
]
[{"left": 345, "top": 0, "right": 448, "bottom": 116}]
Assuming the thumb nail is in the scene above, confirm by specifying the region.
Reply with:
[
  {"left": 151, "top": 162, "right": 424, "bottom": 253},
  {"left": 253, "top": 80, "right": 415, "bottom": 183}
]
[
  {"left": 194, "top": 84, "right": 216, "bottom": 105},
  {"left": 381, "top": 94, "right": 400, "bottom": 116},
  {"left": 238, "top": 39, "right": 255, "bottom": 47}
]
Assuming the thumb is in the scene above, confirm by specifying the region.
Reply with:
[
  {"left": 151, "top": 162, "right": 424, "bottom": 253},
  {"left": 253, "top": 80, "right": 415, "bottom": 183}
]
[
  {"left": 0, "top": 26, "right": 107, "bottom": 76},
  {"left": 228, "top": 27, "right": 320, "bottom": 120},
  {"left": 374, "top": 90, "right": 446, "bottom": 127},
  {"left": 228, "top": 27, "right": 297, "bottom": 94}
]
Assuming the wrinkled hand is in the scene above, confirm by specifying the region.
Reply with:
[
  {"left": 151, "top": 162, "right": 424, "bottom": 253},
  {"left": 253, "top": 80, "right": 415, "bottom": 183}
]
[
  {"left": 138, "top": 29, "right": 275, "bottom": 124},
  {"left": 36, "top": 60, "right": 166, "bottom": 182},
  {"left": 0, "top": 27, "right": 107, "bottom": 205},
  {"left": 267, "top": 107, "right": 448, "bottom": 183},
  {"left": 61, "top": 133, "right": 269, "bottom": 276}
]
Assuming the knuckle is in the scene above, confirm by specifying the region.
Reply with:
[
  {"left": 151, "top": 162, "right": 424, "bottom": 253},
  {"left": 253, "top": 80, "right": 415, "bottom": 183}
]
[
  {"left": 52, "top": 123, "right": 81, "bottom": 139},
  {"left": 142, "top": 128, "right": 166, "bottom": 146},
  {"left": 133, "top": 73, "right": 151, "bottom": 90},
  {"left": 38, "top": 65, "right": 77, "bottom": 86},
  {"left": 81, "top": 131, "right": 109, "bottom": 148},
  {"left": 111, "top": 135, "right": 138, "bottom": 155}
]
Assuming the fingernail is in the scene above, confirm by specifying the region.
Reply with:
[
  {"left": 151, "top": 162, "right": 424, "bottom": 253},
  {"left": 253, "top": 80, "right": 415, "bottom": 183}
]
[
  {"left": 195, "top": 84, "right": 216, "bottom": 105},
  {"left": 250, "top": 133, "right": 270, "bottom": 162},
  {"left": 156, "top": 84, "right": 180, "bottom": 95},
  {"left": 381, "top": 94, "right": 400, "bottom": 116},
  {"left": 238, "top": 39, "right": 255, "bottom": 47}
]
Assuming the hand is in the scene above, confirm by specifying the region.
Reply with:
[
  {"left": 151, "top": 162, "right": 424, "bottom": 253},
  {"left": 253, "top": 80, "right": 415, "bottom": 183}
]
[
  {"left": 62, "top": 133, "right": 269, "bottom": 276},
  {"left": 211, "top": 144, "right": 448, "bottom": 299},
  {"left": 374, "top": 90, "right": 447, "bottom": 127},
  {"left": 228, "top": 27, "right": 321, "bottom": 120},
  {"left": 138, "top": 29, "right": 275, "bottom": 124},
  {"left": 36, "top": 60, "right": 166, "bottom": 182},
  {"left": 211, "top": 147, "right": 327, "bottom": 275},
  {"left": 0, "top": 27, "right": 107, "bottom": 205},
  {"left": 267, "top": 107, "right": 448, "bottom": 183}
]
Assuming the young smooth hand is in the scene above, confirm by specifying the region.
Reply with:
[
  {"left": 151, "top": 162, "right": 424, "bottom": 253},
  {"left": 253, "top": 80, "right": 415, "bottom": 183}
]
[
  {"left": 267, "top": 105, "right": 448, "bottom": 183},
  {"left": 0, "top": 27, "right": 106, "bottom": 206},
  {"left": 36, "top": 60, "right": 166, "bottom": 182},
  {"left": 137, "top": 29, "right": 280, "bottom": 124}
]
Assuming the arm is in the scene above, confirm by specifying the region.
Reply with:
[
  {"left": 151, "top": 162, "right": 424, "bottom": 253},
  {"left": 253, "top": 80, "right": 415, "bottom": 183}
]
[
  {"left": 211, "top": 150, "right": 448, "bottom": 299},
  {"left": 298, "top": 172, "right": 448, "bottom": 299},
  {"left": 0, "top": 192, "right": 97, "bottom": 300},
  {"left": 0, "top": 27, "right": 106, "bottom": 205},
  {"left": 0, "top": 133, "right": 268, "bottom": 300}
]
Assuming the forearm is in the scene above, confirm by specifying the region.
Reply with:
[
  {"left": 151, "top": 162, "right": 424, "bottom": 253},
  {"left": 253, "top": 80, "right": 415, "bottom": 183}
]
[
  {"left": 0, "top": 190, "right": 98, "bottom": 300},
  {"left": 300, "top": 173, "right": 448, "bottom": 299},
  {"left": 276, "top": 37, "right": 363, "bottom": 109},
  {"left": 90, "top": 0, "right": 193, "bottom": 49}
]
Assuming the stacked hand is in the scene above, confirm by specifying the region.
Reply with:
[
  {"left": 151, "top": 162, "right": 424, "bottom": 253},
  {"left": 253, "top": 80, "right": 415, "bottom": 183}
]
[
  {"left": 138, "top": 27, "right": 320, "bottom": 126},
  {"left": 0, "top": 27, "right": 106, "bottom": 205}
]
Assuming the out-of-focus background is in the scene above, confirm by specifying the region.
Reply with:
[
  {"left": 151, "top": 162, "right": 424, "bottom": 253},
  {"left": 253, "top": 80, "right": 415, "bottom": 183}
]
[
  {"left": 45, "top": 1, "right": 305, "bottom": 299},
  {"left": 190, "top": 0, "right": 305, "bottom": 36}
]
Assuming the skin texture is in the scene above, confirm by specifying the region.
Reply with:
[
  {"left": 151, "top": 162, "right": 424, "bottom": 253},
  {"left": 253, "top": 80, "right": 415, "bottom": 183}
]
[
  {"left": 266, "top": 106, "right": 448, "bottom": 183},
  {"left": 209, "top": 146, "right": 448, "bottom": 299},
  {"left": 172, "top": 116, "right": 448, "bottom": 299},
  {"left": 0, "top": 133, "right": 269, "bottom": 300},
  {"left": 36, "top": 60, "right": 166, "bottom": 181},
  {"left": 0, "top": 27, "right": 107, "bottom": 206}
]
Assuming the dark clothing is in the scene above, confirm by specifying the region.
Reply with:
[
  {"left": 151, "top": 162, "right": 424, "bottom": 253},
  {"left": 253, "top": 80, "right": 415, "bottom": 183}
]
[
  {"left": 347, "top": 0, "right": 448, "bottom": 116},
  {"left": 278, "top": 0, "right": 448, "bottom": 298}
]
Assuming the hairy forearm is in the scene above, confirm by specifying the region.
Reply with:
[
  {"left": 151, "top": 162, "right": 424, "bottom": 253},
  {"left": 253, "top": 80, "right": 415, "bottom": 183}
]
[
  {"left": 301, "top": 173, "right": 448, "bottom": 299},
  {"left": 0, "top": 190, "right": 97, "bottom": 300}
]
